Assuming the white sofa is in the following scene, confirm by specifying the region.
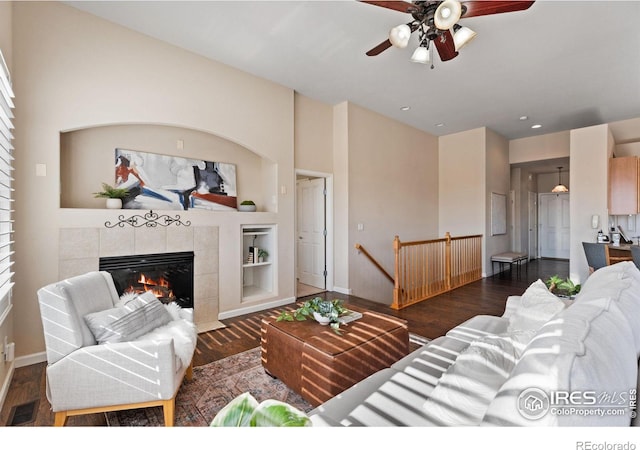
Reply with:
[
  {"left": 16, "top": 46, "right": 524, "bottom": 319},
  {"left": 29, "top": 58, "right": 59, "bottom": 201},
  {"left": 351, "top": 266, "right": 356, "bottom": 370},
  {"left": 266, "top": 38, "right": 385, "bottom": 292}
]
[{"left": 310, "top": 262, "right": 640, "bottom": 426}]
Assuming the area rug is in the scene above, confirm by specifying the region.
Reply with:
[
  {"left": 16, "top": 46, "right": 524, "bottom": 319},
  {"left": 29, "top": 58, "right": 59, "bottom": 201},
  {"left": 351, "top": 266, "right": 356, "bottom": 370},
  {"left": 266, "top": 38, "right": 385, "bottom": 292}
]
[{"left": 104, "top": 347, "right": 313, "bottom": 426}]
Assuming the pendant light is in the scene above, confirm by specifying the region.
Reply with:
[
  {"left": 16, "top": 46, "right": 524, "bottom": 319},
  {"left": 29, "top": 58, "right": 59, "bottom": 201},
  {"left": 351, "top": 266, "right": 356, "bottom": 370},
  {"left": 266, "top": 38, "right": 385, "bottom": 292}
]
[{"left": 552, "top": 166, "right": 569, "bottom": 193}]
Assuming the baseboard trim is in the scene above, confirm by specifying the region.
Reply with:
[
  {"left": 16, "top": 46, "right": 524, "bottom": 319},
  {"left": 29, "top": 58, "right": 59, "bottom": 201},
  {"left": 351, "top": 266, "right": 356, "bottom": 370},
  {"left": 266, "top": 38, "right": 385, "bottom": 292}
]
[
  {"left": 15, "top": 351, "right": 47, "bottom": 368},
  {"left": 0, "top": 360, "right": 14, "bottom": 413},
  {"left": 332, "top": 286, "right": 352, "bottom": 295},
  {"left": 218, "top": 296, "right": 296, "bottom": 320}
]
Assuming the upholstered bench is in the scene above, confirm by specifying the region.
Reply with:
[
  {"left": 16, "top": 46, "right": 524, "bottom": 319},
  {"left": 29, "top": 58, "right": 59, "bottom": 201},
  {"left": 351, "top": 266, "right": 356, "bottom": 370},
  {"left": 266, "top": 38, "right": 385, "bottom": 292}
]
[{"left": 491, "top": 252, "right": 528, "bottom": 278}]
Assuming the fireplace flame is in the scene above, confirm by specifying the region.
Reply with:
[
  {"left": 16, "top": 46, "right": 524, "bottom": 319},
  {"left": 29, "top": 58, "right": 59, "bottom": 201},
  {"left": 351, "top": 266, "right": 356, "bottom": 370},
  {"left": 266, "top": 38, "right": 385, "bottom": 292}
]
[
  {"left": 124, "top": 273, "right": 175, "bottom": 303},
  {"left": 139, "top": 273, "right": 171, "bottom": 289}
]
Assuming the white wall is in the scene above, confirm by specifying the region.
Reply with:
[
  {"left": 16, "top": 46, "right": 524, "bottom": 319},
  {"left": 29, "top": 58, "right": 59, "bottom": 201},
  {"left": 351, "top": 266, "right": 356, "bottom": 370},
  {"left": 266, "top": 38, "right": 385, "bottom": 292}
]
[
  {"left": 12, "top": 2, "right": 295, "bottom": 358},
  {"left": 60, "top": 124, "right": 267, "bottom": 209},
  {"left": 0, "top": 2, "right": 12, "bottom": 70},
  {"left": 294, "top": 93, "right": 333, "bottom": 174},
  {"left": 484, "top": 129, "right": 511, "bottom": 272},
  {"left": 439, "top": 128, "right": 485, "bottom": 237},
  {"left": 439, "top": 128, "right": 488, "bottom": 273},
  {"left": 332, "top": 102, "right": 350, "bottom": 293},
  {"left": 509, "top": 130, "right": 571, "bottom": 260},
  {"left": 614, "top": 142, "right": 640, "bottom": 157},
  {"left": 509, "top": 131, "right": 570, "bottom": 164},
  {"left": 537, "top": 170, "right": 570, "bottom": 193},
  {"left": 569, "top": 124, "right": 613, "bottom": 283},
  {"left": 438, "top": 128, "right": 511, "bottom": 275},
  {"left": 346, "top": 103, "right": 439, "bottom": 304}
]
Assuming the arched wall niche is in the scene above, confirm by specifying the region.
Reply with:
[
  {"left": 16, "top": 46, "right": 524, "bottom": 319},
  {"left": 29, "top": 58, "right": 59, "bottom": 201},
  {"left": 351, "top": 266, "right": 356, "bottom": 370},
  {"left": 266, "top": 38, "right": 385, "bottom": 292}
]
[{"left": 60, "top": 123, "right": 277, "bottom": 211}]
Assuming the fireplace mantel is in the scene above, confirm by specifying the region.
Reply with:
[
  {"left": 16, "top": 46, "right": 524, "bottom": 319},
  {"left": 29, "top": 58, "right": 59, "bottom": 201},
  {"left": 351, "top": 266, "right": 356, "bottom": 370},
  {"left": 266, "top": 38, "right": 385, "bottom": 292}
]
[{"left": 58, "top": 225, "right": 220, "bottom": 332}]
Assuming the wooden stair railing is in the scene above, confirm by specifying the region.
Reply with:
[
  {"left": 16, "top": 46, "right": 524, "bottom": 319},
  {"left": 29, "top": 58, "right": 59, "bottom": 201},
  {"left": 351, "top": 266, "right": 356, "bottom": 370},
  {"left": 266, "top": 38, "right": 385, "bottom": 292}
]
[
  {"left": 355, "top": 233, "right": 483, "bottom": 310},
  {"left": 392, "top": 232, "right": 483, "bottom": 310},
  {"left": 354, "top": 243, "right": 394, "bottom": 284}
]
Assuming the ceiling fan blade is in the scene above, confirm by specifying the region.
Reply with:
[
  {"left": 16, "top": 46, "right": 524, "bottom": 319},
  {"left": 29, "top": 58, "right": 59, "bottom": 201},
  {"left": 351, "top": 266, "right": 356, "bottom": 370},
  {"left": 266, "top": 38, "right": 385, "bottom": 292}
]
[
  {"left": 434, "top": 30, "right": 458, "bottom": 61},
  {"left": 461, "top": 1, "right": 535, "bottom": 18},
  {"left": 366, "top": 39, "right": 393, "bottom": 56},
  {"left": 360, "top": 1, "right": 419, "bottom": 14}
]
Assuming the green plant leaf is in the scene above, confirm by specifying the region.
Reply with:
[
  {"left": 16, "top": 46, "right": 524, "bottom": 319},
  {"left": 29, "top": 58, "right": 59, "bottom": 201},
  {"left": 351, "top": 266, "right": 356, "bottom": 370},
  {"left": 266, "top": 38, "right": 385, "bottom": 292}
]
[
  {"left": 557, "top": 277, "right": 581, "bottom": 295},
  {"left": 93, "top": 182, "right": 129, "bottom": 199},
  {"left": 210, "top": 392, "right": 259, "bottom": 427},
  {"left": 249, "top": 399, "right": 311, "bottom": 427},
  {"left": 544, "top": 275, "right": 563, "bottom": 288},
  {"left": 276, "top": 311, "right": 293, "bottom": 322}
]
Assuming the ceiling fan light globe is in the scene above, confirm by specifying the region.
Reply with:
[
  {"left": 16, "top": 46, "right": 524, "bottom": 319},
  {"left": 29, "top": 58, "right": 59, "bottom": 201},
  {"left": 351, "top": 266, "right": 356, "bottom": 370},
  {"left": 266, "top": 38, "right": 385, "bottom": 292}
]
[
  {"left": 434, "top": 0, "right": 462, "bottom": 30},
  {"left": 389, "top": 24, "right": 412, "bottom": 48},
  {"left": 410, "top": 46, "right": 430, "bottom": 64},
  {"left": 453, "top": 26, "right": 477, "bottom": 51}
]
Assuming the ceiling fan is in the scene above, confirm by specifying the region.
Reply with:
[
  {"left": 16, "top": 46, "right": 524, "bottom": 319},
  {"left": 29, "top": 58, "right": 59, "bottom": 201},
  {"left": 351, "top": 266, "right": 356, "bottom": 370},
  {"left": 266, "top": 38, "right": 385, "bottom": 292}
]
[{"left": 362, "top": 0, "right": 535, "bottom": 67}]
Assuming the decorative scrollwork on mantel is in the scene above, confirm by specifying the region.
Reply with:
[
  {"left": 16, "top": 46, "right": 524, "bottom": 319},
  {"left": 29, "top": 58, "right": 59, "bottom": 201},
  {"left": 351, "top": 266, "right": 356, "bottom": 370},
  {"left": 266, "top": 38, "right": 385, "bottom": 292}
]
[{"left": 104, "top": 210, "right": 191, "bottom": 228}]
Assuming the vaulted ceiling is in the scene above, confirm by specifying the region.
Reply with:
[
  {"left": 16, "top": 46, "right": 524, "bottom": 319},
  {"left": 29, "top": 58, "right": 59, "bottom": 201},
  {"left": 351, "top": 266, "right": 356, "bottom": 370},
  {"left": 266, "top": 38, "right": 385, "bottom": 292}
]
[{"left": 65, "top": 0, "right": 640, "bottom": 149}]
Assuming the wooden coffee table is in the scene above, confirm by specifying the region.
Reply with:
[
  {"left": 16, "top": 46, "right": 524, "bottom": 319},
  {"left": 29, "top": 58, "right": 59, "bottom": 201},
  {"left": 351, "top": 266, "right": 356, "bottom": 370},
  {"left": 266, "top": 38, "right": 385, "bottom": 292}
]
[{"left": 260, "top": 307, "right": 410, "bottom": 406}]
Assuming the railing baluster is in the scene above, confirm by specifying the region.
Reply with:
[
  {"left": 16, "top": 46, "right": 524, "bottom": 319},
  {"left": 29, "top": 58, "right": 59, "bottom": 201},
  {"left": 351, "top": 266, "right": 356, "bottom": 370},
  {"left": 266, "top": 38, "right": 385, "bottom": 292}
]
[
  {"left": 358, "top": 233, "right": 482, "bottom": 310},
  {"left": 390, "top": 232, "right": 483, "bottom": 310}
]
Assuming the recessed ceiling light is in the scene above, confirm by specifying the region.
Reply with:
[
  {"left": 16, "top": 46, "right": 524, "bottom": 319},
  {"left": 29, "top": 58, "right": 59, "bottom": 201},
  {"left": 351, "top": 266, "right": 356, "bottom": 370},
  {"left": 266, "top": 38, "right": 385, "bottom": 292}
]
[
  {"left": 531, "top": 124, "right": 542, "bottom": 129},
  {"left": 519, "top": 116, "right": 529, "bottom": 121},
  {"left": 400, "top": 106, "right": 410, "bottom": 111},
  {"left": 435, "top": 123, "right": 445, "bottom": 127}
]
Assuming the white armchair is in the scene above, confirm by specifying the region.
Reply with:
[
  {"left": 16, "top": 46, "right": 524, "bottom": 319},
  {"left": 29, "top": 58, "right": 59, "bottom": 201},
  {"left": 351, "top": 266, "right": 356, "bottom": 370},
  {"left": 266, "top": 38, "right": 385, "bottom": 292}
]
[{"left": 37, "top": 271, "right": 197, "bottom": 426}]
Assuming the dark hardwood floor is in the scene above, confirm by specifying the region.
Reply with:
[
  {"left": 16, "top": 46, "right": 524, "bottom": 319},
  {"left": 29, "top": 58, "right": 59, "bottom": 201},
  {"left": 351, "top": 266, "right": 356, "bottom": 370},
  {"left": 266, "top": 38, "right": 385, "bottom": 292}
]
[{"left": 0, "top": 258, "right": 568, "bottom": 427}]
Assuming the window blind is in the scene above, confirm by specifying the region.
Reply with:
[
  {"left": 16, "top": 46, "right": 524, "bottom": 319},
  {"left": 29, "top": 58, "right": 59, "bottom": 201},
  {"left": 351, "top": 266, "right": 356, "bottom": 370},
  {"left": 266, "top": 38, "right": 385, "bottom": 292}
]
[{"left": 0, "top": 50, "right": 14, "bottom": 323}]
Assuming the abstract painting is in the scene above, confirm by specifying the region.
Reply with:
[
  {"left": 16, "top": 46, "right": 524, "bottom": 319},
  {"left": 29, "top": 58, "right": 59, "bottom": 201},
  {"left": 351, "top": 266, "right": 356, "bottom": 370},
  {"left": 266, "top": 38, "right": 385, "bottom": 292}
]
[{"left": 114, "top": 148, "right": 237, "bottom": 211}]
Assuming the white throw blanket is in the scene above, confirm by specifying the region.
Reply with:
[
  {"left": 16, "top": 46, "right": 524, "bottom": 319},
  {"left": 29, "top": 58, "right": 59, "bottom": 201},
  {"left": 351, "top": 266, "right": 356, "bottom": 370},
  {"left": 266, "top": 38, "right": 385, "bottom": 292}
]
[{"left": 133, "top": 304, "right": 197, "bottom": 369}]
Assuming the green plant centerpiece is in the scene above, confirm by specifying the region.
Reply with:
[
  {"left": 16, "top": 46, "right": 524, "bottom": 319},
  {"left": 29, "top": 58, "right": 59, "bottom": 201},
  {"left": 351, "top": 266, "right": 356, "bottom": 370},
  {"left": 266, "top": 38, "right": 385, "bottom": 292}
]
[
  {"left": 277, "top": 297, "right": 349, "bottom": 334},
  {"left": 93, "top": 182, "right": 129, "bottom": 199},
  {"left": 240, "top": 200, "right": 255, "bottom": 206},
  {"left": 545, "top": 275, "right": 581, "bottom": 298}
]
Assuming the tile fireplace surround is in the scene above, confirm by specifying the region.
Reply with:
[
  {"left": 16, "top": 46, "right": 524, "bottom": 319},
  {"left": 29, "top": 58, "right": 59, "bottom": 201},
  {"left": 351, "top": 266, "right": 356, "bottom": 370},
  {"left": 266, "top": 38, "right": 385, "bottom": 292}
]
[{"left": 58, "top": 225, "right": 220, "bottom": 332}]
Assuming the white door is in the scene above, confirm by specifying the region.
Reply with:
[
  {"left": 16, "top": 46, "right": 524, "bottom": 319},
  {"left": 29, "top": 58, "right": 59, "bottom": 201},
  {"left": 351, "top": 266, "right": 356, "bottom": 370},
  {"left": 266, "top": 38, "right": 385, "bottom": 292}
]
[
  {"left": 296, "top": 178, "right": 326, "bottom": 289},
  {"left": 538, "top": 193, "right": 570, "bottom": 259},
  {"left": 528, "top": 191, "right": 538, "bottom": 259}
]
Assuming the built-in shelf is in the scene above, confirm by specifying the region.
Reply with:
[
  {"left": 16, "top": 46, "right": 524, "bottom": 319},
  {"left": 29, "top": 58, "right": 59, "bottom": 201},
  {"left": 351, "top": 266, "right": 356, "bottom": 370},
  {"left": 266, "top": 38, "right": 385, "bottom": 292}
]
[
  {"left": 242, "top": 261, "right": 272, "bottom": 268},
  {"left": 241, "top": 285, "right": 272, "bottom": 301},
  {"left": 242, "top": 224, "right": 276, "bottom": 302}
]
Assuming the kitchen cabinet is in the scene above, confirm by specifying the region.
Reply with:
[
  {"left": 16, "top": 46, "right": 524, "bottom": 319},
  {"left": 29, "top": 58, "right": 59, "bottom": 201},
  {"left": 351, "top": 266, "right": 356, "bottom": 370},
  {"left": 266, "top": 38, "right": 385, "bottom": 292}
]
[{"left": 609, "top": 156, "right": 640, "bottom": 215}]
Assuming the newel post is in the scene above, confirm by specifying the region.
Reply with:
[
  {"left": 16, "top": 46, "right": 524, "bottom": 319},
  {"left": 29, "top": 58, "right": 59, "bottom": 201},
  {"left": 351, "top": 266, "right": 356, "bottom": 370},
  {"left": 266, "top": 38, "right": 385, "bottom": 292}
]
[
  {"left": 445, "top": 232, "right": 452, "bottom": 291},
  {"left": 392, "top": 235, "right": 401, "bottom": 310}
]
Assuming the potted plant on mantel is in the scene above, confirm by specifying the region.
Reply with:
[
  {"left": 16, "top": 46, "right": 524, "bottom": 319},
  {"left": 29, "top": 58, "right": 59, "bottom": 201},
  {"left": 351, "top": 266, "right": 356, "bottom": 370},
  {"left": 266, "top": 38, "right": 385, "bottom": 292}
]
[
  {"left": 238, "top": 200, "right": 257, "bottom": 212},
  {"left": 93, "top": 182, "right": 129, "bottom": 209}
]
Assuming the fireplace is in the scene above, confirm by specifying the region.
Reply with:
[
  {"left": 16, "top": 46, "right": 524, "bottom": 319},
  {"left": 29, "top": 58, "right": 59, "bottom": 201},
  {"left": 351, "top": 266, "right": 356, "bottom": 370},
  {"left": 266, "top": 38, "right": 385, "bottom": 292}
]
[{"left": 99, "top": 251, "right": 194, "bottom": 309}]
